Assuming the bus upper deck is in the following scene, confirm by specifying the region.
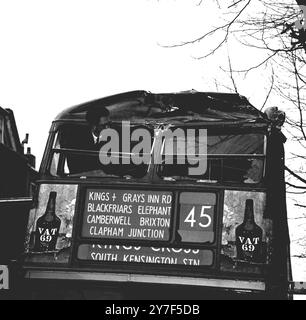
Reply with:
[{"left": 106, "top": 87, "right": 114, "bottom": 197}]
[{"left": 41, "top": 91, "right": 269, "bottom": 184}]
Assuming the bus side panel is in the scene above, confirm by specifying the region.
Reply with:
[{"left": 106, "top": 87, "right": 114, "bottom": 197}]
[
  {"left": 0, "top": 145, "right": 29, "bottom": 198},
  {"left": 24, "top": 184, "right": 78, "bottom": 265},
  {"left": 220, "top": 191, "right": 272, "bottom": 274},
  {"left": 0, "top": 202, "right": 32, "bottom": 264},
  {"left": 0, "top": 146, "right": 33, "bottom": 264}
]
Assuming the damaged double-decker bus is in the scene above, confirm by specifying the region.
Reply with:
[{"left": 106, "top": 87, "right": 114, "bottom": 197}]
[
  {"left": 20, "top": 90, "right": 291, "bottom": 299},
  {"left": 0, "top": 107, "right": 37, "bottom": 294}
]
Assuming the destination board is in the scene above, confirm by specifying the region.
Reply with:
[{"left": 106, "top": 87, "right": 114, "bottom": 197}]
[
  {"left": 78, "top": 244, "right": 214, "bottom": 266},
  {"left": 82, "top": 189, "right": 173, "bottom": 241}
]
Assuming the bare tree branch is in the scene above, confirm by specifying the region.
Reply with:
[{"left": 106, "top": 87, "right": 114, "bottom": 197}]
[
  {"left": 285, "top": 165, "right": 306, "bottom": 185},
  {"left": 292, "top": 51, "right": 306, "bottom": 141},
  {"left": 162, "top": 1, "right": 306, "bottom": 202},
  {"left": 227, "top": 52, "right": 238, "bottom": 93},
  {"left": 228, "top": 0, "right": 244, "bottom": 9},
  {"left": 162, "top": 0, "right": 251, "bottom": 57},
  {"left": 260, "top": 67, "right": 275, "bottom": 110},
  {"left": 232, "top": 51, "right": 278, "bottom": 74},
  {"left": 287, "top": 190, "right": 306, "bottom": 194},
  {"left": 286, "top": 182, "right": 306, "bottom": 189},
  {"left": 295, "top": 204, "right": 306, "bottom": 208}
]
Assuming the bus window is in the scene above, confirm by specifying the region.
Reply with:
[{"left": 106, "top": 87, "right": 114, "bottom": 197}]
[
  {"left": 158, "top": 130, "right": 266, "bottom": 184},
  {"left": 48, "top": 123, "right": 152, "bottom": 179}
]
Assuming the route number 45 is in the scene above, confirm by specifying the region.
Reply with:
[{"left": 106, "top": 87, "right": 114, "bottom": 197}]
[{"left": 184, "top": 206, "right": 212, "bottom": 228}]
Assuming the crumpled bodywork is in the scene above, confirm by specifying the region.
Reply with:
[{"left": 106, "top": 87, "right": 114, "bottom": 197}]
[{"left": 55, "top": 90, "right": 269, "bottom": 127}]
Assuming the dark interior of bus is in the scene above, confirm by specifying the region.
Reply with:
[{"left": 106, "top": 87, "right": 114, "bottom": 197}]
[{"left": 47, "top": 122, "right": 265, "bottom": 185}]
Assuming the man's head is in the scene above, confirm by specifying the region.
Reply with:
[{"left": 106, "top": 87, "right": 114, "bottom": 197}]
[{"left": 86, "top": 107, "right": 110, "bottom": 137}]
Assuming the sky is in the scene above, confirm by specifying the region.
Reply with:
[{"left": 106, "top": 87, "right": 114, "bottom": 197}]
[
  {"left": 1, "top": 0, "right": 305, "bottom": 288},
  {"left": 0, "top": 0, "right": 268, "bottom": 163}
]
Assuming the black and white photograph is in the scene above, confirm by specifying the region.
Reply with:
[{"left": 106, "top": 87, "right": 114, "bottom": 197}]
[{"left": 0, "top": 0, "right": 306, "bottom": 304}]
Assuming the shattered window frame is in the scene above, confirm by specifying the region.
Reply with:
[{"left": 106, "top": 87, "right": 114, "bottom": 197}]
[
  {"left": 46, "top": 123, "right": 154, "bottom": 179},
  {"left": 157, "top": 127, "right": 267, "bottom": 185}
]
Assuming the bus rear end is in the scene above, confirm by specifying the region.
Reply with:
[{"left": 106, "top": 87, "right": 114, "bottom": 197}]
[{"left": 20, "top": 91, "right": 291, "bottom": 299}]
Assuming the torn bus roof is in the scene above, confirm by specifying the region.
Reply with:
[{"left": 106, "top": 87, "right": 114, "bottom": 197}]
[{"left": 54, "top": 90, "right": 269, "bottom": 125}]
